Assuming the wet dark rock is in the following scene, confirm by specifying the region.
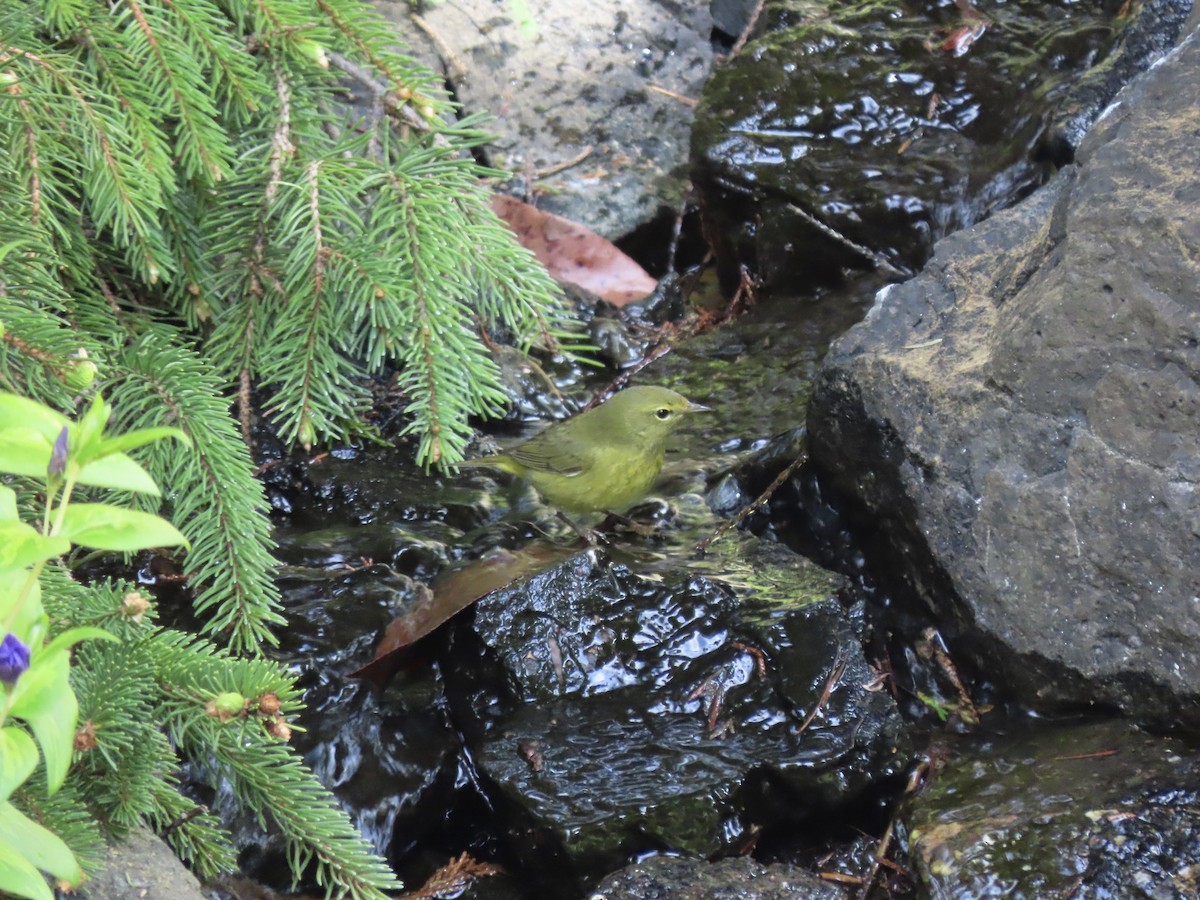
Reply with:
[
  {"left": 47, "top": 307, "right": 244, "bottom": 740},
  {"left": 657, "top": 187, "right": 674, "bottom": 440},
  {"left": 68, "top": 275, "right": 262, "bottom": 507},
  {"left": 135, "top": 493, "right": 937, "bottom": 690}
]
[
  {"left": 228, "top": 281, "right": 915, "bottom": 894},
  {"left": 691, "top": 0, "right": 1182, "bottom": 291},
  {"left": 711, "top": 0, "right": 762, "bottom": 44},
  {"left": 590, "top": 854, "right": 845, "bottom": 899},
  {"left": 289, "top": 448, "right": 487, "bottom": 535},
  {"left": 1051, "top": 0, "right": 1195, "bottom": 150},
  {"left": 375, "top": 0, "right": 713, "bottom": 239},
  {"left": 903, "top": 720, "right": 1200, "bottom": 898},
  {"left": 807, "top": 24, "right": 1200, "bottom": 724},
  {"left": 459, "top": 507, "right": 909, "bottom": 879}
]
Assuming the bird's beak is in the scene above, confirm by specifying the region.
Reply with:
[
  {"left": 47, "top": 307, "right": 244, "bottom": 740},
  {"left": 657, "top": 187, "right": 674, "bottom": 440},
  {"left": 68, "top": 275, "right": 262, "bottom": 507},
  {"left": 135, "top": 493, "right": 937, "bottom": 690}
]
[{"left": 685, "top": 401, "right": 711, "bottom": 413}]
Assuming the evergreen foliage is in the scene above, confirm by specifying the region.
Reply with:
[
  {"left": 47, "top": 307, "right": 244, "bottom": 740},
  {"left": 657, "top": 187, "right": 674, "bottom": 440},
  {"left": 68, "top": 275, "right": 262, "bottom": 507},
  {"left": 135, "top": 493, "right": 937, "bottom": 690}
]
[
  {"left": 0, "top": 0, "right": 575, "bottom": 894},
  {"left": 0, "top": 0, "right": 573, "bottom": 463}
]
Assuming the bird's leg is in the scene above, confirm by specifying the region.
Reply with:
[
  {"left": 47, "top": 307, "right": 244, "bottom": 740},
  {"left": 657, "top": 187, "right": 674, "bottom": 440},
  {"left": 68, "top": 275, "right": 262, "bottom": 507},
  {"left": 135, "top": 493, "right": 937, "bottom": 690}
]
[{"left": 555, "top": 511, "right": 607, "bottom": 547}]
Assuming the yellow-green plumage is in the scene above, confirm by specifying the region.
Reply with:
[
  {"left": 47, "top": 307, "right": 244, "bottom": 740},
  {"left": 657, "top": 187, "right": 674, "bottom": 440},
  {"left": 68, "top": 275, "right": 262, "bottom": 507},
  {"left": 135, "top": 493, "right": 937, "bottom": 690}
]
[{"left": 460, "top": 386, "right": 707, "bottom": 513}]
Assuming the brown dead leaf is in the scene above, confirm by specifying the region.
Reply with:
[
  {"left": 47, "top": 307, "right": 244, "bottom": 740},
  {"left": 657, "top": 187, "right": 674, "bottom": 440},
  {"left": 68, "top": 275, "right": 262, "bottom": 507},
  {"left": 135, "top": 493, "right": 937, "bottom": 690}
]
[
  {"left": 350, "top": 541, "right": 578, "bottom": 688},
  {"left": 491, "top": 193, "right": 657, "bottom": 305},
  {"left": 941, "top": 22, "right": 988, "bottom": 56}
]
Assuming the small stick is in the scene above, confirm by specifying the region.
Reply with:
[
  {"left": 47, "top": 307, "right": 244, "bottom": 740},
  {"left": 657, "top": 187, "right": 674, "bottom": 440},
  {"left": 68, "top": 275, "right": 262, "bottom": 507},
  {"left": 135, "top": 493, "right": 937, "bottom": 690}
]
[
  {"left": 409, "top": 13, "right": 468, "bottom": 82},
  {"left": 785, "top": 203, "right": 907, "bottom": 278},
  {"left": 730, "top": 0, "right": 769, "bottom": 57},
  {"left": 796, "top": 647, "right": 849, "bottom": 737},
  {"left": 694, "top": 449, "right": 807, "bottom": 555},
  {"left": 647, "top": 84, "right": 697, "bottom": 107},
  {"left": 923, "top": 627, "right": 980, "bottom": 724},
  {"left": 1051, "top": 749, "right": 1119, "bottom": 762},
  {"left": 820, "top": 872, "right": 864, "bottom": 886},
  {"left": 531, "top": 145, "right": 595, "bottom": 178},
  {"left": 665, "top": 186, "right": 692, "bottom": 273},
  {"left": 855, "top": 818, "right": 896, "bottom": 900}
]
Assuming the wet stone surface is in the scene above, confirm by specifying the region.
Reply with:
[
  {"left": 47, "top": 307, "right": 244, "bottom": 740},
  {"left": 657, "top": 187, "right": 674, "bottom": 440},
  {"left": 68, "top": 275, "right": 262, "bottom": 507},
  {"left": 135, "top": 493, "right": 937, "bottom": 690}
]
[
  {"left": 374, "top": 0, "right": 713, "bottom": 239},
  {"left": 590, "top": 854, "right": 846, "bottom": 899},
  {"left": 463, "top": 513, "right": 907, "bottom": 877},
  {"left": 806, "top": 19, "right": 1200, "bottom": 725},
  {"left": 691, "top": 0, "right": 1175, "bottom": 289},
  {"left": 253, "top": 469, "right": 909, "bottom": 891},
  {"left": 231, "top": 286, "right": 913, "bottom": 894},
  {"left": 903, "top": 719, "right": 1200, "bottom": 898}
]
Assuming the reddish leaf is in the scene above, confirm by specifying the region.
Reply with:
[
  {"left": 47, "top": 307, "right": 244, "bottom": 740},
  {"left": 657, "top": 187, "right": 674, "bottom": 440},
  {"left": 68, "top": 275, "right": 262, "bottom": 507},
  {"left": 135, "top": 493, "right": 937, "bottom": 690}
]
[
  {"left": 941, "top": 22, "right": 989, "bottom": 56},
  {"left": 351, "top": 541, "right": 579, "bottom": 687},
  {"left": 491, "top": 194, "right": 657, "bottom": 305}
]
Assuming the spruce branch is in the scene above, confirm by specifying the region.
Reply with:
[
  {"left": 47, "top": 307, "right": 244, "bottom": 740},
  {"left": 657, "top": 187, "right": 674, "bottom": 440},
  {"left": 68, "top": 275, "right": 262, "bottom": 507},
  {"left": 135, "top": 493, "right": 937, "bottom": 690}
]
[
  {"left": 148, "top": 778, "right": 236, "bottom": 881},
  {"left": 147, "top": 630, "right": 398, "bottom": 897},
  {"left": 0, "top": 43, "right": 173, "bottom": 280},
  {"left": 119, "top": 0, "right": 234, "bottom": 184},
  {"left": 161, "top": 0, "right": 266, "bottom": 123},
  {"left": 107, "top": 326, "right": 286, "bottom": 652}
]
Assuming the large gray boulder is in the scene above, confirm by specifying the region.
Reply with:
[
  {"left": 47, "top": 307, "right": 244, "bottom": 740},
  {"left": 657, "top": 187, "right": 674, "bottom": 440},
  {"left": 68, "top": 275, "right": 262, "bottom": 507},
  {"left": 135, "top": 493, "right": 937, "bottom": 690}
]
[
  {"left": 374, "top": 0, "right": 712, "bottom": 239},
  {"left": 78, "top": 827, "right": 207, "bottom": 900},
  {"left": 808, "top": 22, "right": 1200, "bottom": 724}
]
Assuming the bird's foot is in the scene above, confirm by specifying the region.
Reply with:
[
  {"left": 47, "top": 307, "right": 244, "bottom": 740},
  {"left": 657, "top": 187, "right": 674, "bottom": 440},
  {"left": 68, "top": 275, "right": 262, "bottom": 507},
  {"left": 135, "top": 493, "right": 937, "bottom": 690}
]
[{"left": 599, "top": 500, "right": 670, "bottom": 537}]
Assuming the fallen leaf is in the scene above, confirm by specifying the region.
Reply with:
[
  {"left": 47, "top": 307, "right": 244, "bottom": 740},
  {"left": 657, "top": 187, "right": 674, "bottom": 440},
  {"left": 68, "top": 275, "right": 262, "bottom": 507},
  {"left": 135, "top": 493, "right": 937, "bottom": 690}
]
[
  {"left": 491, "top": 193, "right": 657, "bottom": 305},
  {"left": 350, "top": 541, "right": 579, "bottom": 687},
  {"left": 941, "top": 21, "right": 989, "bottom": 56}
]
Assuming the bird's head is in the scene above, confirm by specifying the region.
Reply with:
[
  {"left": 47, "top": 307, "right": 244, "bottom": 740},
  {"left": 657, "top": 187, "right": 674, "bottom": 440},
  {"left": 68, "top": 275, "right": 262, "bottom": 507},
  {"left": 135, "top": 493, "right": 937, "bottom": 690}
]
[{"left": 602, "top": 385, "right": 709, "bottom": 441}]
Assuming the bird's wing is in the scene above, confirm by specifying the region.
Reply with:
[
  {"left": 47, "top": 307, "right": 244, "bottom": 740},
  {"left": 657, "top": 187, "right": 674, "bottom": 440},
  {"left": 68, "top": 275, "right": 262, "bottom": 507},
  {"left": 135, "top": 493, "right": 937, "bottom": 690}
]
[{"left": 506, "top": 428, "right": 592, "bottom": 477}]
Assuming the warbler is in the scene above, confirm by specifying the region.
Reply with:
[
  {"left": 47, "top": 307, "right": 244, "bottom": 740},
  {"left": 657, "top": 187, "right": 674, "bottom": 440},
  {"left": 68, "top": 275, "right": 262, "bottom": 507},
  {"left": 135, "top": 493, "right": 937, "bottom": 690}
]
[{"left": 460, "top": 385, "right": 708, "bottom": 514}]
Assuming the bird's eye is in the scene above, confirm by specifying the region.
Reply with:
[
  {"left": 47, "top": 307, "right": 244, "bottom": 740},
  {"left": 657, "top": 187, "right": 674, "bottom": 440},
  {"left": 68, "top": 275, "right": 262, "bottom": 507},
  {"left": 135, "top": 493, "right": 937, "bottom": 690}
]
[{"left": 655, "top": 408, "right": 671, "bottom": 420}]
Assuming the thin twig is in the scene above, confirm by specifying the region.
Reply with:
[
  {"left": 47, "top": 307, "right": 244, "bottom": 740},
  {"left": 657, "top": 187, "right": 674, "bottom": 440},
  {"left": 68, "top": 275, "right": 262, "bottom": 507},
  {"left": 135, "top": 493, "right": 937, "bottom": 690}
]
[
  {"left": 648, "top": 84, "right": 697, "bottom": 107},
  {"left": 923, "top": 627, "right": 980, "bottom": 724},
  {"left": 327, "top": 50, "right": 436, "bottom": 134},
  {"left": 785, "top": 202, "right": 908, "bottom": 278},
  {"left": 1051, "top": 749, "right": 1119, "bottom": 762},
  {"left": 160, "top": 804, "right": 207, "bottom": 838},
  {"left": 666, "top": 186, "right": 692, "bottom": 274},
  {"left": 531, "top": 145, "right": 594, "bottom": 178},
  {"left": 820, "top": 872, "right": 864, "bottom": 886},
  {"left": 796, "top": 647, "right": 849, "bottom": 737},
  {"left": 238, "top": 368, "right": 252, "bottom": 443},
  {"left": 856, "top": 818, "right": 896, "bottom": 900},
  {"left": 730, "top": 0, "right": 769, "bottom": 57},
  {"left": 694, "top": 449, "right": 807, "bottom": 555},
  {"left": 581, "top": 342, "right": 674, "bottom": 412},
  {"left": 409, "top": 12, "right": 467, "bottom": 82}
]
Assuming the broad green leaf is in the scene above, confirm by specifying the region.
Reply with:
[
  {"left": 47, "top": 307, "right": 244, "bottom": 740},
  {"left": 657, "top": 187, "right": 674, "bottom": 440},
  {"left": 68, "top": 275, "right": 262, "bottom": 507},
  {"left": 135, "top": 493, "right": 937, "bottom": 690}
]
[
  {"left": 0, "top": 395, "right": 66, "bottom": 442},
  {"left": 72, "top": 394, "right": 109, "bottom": 459},
  {"left": 5, "top": 652, "right": 76, "bottom": 794},
  {"left": 76, "top": 453, "right": 160, "bottom": 495},
  {"left": 0, "top": 803, "right": 83, "bottom": 888},
  {"left": 0, "top": 729, "right": 38, "bottom": 803},
  {"left": 0, "top": 833, "right": 55, "bottom": 900},
  {"left": 0, "top": 581, "right": 46, "bottom": 648},
  {"left": 0, "top": 523, "right": 72, "bottom": 574},
  {"left": 0, "top": 429, "right": 52, "bottom": 479},
  {"left": 95, "top": 425, "right": 191, "bottom": 459},
  {"left": 0, "top": 486, "right": 16, "bottom": 521},
  {"left": 59, "top": 504, "right": 187, "bottom": 551}
]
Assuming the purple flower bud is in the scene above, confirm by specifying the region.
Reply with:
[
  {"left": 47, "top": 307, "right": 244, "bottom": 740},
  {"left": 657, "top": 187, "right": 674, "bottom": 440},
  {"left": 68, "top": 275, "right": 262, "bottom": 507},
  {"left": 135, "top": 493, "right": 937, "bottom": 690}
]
[
  {"left": 0, "top": 633, "right": 31, "bottom": 685},
  {"left": 49, "top": 426, "right": 69, "bottom": 477}
]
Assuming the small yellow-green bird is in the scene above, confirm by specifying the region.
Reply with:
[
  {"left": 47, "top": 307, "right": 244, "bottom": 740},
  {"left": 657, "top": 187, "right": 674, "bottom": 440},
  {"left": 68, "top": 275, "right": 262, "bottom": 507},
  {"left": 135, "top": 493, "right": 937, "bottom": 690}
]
[{"left": 460, "top": 385, "right": 708, "bottom": 514}]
